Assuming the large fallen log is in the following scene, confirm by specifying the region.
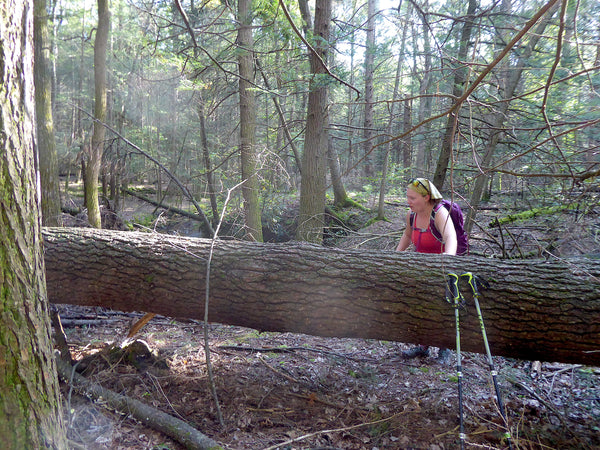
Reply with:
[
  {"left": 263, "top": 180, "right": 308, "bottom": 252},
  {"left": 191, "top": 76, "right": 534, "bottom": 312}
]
[{"left": 43, "top": 227, "right": 600, "bottom": 366}]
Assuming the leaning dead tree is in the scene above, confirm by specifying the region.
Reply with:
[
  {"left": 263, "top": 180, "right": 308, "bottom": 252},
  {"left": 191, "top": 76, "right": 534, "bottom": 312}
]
[{"left": 43, "top": 227, "right": 600, "bottom": 366}]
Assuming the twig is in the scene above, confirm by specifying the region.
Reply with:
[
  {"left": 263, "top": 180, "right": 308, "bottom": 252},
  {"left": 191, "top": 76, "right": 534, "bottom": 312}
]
[
  {"left": 258, "top": 356, "right": 299, "bottom": 384},
  {"left": 203, "top": 188, "right": 238, "bottom": 427},
  {"left": 260, "top": 407, "right": 411, "bottom": 450},
  {"left": 217, "top": 345, "right": 362, "bottom": 361},
  {"left": 548, "top": 364, "right": 583, "bottom": 394},
  {"left": 152, "top": 181, "right": 246, "bottom": 429},
  {"left": 509, "top": 378, "right": 575, "bottom": 436},
  {"left": 287, "top": 392, "right": 346, "bottom": 409}
]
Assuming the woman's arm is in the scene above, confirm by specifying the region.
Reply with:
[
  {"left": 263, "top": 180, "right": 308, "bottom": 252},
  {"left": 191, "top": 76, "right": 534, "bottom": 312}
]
[
  {"left": 434, "top": 206, "right": 458, "bottom": 255},
  {"left": 396, "top": 212, "right": 413, "bottom": 252}
]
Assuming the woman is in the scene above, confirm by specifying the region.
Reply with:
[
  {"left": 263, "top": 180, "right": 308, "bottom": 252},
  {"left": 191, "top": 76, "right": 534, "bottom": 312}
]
[
  {"left": 396, "top": 178, "right": 458, "bottom": 255},
  {"left": 396, "top": 178, "right": 456, "bottom": 362}
]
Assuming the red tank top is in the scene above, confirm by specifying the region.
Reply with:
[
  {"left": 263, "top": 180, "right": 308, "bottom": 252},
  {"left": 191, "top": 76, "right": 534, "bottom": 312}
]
[{"left": 411, "top": 214, "right": 444, "bottom": 253}]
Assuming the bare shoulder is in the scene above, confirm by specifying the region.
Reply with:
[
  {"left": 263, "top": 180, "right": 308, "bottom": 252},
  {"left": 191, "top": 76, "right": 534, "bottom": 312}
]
[{"left": 434, "top": 204, "right": 453, "bottom": 225}]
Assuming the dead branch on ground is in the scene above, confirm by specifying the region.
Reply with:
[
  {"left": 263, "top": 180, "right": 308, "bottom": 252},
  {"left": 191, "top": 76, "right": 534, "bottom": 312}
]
[{"left": 55, "top": 356, "right": 223, "bottom": 450}]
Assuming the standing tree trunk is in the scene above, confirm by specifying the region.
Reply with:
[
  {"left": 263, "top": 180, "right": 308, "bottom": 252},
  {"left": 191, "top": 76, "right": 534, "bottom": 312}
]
[
  {"left": 465, "top": 3, "right": 559, "bottom": 233},
  {"left": 324, "top": 42, "right": 349, "bottom": 207},
  {"left": 328, "top": 134, "right": 350, "bottom": 207},
  {"left": 197, "top": 92, "right": 219, "bottom": 227},
  {"left": 432, "top": 0, "right": 478, "bottom": 190},
  {"left": 85, "top": 0, "right": 110, "bottom": 228},
  {"left": 362, "top": 0, "right": 376, "bottom": 178},
  {"left": 401, "top": 101, "right": 412, "bottom": 168},
  {"left": 587, "top": 25, "right": 600, "bottom": 167},
  {"left": 296, "top": 0, "right": 332, "bottom": 243},
  {"left": 35, "top": 0, "right": 62, "bottom": 226},
  {"left": 297, "top": 0, "right": 348, "bottom": 208},
  {"left": 0, "top": 2, "right": 67, "bottom": 445},
  {"left": 237, "top": 0, "right": 263, "bottom": 242},
  {"left": 377, "top": 2, "right": 410, "bottom": 219},
  {"left": 414, "top": 1, "right": 433, "bottom": 174},
  {"left": 344, "top": 0, "right": 358, "bottom": 172}
]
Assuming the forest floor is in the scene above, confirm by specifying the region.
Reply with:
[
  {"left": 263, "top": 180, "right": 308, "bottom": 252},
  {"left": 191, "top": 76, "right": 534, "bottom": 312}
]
[{"left": 55, "top": 189, "right": 600, "bottom": 449}]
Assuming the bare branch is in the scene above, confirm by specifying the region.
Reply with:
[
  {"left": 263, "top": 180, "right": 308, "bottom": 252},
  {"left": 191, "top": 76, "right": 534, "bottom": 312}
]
[{"left": 277, "top": 0, "right": 361, "bottom": 98}]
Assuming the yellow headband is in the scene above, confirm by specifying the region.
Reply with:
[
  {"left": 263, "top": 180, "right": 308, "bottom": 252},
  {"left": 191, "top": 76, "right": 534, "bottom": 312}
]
[{"left": 408, "top": 178, "right": 443, "bottom": 199}]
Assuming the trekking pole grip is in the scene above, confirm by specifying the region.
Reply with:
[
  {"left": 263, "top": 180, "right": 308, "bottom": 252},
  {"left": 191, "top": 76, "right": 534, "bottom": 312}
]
[{"left": 446, "top": 272, "right": 461, "bottom": 307}]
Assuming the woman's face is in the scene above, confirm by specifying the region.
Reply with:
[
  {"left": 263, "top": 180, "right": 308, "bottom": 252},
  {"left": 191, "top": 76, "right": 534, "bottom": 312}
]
[{"left": 406, "top": 188, "right": 430, "bottom": 212}]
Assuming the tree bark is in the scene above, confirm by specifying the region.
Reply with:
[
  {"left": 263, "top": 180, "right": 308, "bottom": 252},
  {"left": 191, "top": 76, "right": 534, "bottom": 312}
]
[
  {"left": 1, "top": 1, "right": 67, "bottom": 444},
  {"left": 237, "top": 0, "right": 263, "bottom": 242},
  {"left": 296, "top": 0, "right": 332, "bottom": 243},
  {"left": 85, "top": 0, "right": 110, "bottom": 228},
  {"left": 43, "top": 227, "right": 600, "bottom": 366},
  {"left": 35, "top": 0, "right": 63, "bottom": 226}
]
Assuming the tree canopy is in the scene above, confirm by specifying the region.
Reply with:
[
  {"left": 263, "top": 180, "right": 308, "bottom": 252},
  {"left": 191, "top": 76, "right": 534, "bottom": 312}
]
[{"left": 46, "top": 0, "right": 599, "bottom": 244}]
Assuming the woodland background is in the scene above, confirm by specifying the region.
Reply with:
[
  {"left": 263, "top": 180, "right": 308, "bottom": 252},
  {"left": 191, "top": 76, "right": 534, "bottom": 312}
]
[
  {"left": 38, "top": 0, "right": 599, "bottom": 247},
  {"left": 7, "top": 0, "right": 600, "bottom": 448}
]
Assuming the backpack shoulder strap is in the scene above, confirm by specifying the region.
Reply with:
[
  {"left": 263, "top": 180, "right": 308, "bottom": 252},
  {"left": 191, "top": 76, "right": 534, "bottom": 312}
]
[
  {"left": 430, "top": 202, "right": 446, "bottom": 219},
  {"left": 409, "top": 211, "right": 416, "bottom": 228},
  {"left": 429, "top": 202, "right": 448, "bottom": 238}
]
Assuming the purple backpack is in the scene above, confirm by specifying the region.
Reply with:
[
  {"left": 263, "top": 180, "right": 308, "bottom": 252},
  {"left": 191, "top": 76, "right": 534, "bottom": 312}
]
[{"left": 410, "top": 200, "right": 469, "bottom": 255}]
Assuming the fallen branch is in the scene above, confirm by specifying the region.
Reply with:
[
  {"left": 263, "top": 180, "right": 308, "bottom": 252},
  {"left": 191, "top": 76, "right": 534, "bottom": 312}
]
[
  {"left": 55, "top": 356, "right": 223, "bottom": 450},
  {"left": 489, "top": 204, "right": 577, "bottom": 227},
  {"left": 59, "top": 318, "right": 122, "bottom": 327},
  {"left": 509, "top": 378, "right": 575, "bottom": 438},
  {"left": 258, "top": 355, "right": 299, "bottom": 384},
  {"left": 217, "top": 345, "right": 360, "bottom": 361},
  {"left": 123, "top": 188, "right": 205, "bottom": 222},
  {"left": 261, "top": 405, "right": 411, "bottom": 450}
]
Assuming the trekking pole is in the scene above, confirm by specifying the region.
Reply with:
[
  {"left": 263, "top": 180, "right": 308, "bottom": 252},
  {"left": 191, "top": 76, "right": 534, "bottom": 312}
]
[
  {"left": 461, "top": 272, "right": 513, "bottom": 450},
  {"left": 445, "top": 273, "right": 466, "bottom": 450}
]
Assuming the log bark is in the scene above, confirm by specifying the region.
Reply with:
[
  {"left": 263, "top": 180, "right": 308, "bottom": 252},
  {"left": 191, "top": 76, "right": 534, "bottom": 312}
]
[{"left": 43, "top": 227, "right": 600, "bottom": 366}]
